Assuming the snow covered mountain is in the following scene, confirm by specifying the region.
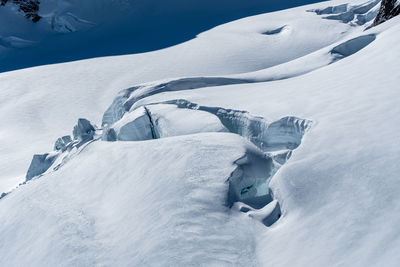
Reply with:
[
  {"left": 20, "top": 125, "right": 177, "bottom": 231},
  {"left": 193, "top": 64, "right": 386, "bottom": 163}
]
[
  {"left": 0, "top": 0, "right": 322, "bottom": 72},
  {"left": 1, "top": 0, "right": 400, "bottom": 266}
]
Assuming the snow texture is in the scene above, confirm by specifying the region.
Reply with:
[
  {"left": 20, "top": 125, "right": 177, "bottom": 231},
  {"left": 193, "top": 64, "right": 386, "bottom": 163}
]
[{"left": 0, "top": 0, "right": 400, "bottom": 266}]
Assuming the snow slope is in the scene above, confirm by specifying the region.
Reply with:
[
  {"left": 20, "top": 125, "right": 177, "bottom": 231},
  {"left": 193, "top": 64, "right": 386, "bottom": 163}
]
[
  {"left": 0, "top": 0, "right": 378, "bottom": 193},
  {"left": 0, "top": 134, "right": 266, "bottom": 266},
  {"left": 0, "top": 0, "right": 323, "bottom": 72},
  {"left": 1, "top": 0, "right": 400, "bottom": 266}
]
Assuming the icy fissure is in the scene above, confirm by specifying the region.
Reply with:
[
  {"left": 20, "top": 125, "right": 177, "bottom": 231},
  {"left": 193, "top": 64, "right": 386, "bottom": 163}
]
[
  {"left": 152, "top": 99, "right": 312, "bottom": 153},
  {"left": 24, "top": 94, "right": 311, "bottom": 228},
  {"left": 102, "top": 37, "right": 377, "bottom": 129},
  {"left": 102, "top": 77, "right": 253, "bottom": 127}
]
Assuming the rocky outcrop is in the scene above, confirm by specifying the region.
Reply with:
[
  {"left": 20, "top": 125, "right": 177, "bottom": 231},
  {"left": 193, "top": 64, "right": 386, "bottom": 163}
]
[
  {"left": 374, "top": 0, "right": 400, "bottom": 25},
  {"left": 1, "top": 0, "right": 41, "bottom": 22}
]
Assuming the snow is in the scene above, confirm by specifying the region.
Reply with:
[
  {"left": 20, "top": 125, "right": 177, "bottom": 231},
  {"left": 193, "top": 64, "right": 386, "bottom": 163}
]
[
  {"left": 0, "top": 0, "right": 358, "bottom": 193},
  {"left": 0, "top": 134, "right": 265, "bottom": 266},
  {"left": 131, "top": 17, "right": 400, "bottom": 266},
  {"left": 1, "top": 0, "right": 400, "bottom": 266},
  {"left": 247, "top": 200, "right": 282, "bottom": 227},
  {"left": 148, "top": 104, "right": 228, "bottom": 138},
  {"left": 0, "top": 0, "right": 325, "bottom": 72},
  {"left": 104, "top": 106, "right": 154, "bottom": 141}
]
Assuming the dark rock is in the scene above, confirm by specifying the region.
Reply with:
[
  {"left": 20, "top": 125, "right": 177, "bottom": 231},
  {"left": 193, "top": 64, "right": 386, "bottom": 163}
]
[
  {"left": 374, "top": 0, "right": 400, "bottom": 25},
  {"left": 1, "top": 0, "right": 42, "bottom": 22}
]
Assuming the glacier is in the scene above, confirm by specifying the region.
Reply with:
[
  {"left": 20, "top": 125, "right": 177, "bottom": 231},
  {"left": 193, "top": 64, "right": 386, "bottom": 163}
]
[{"left": 0, "top": 0, "right": 400, "bottom": 266}]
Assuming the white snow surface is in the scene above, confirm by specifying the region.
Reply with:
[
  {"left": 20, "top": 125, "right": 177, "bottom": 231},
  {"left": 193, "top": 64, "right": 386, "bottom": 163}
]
[
  {"left": 0, "top": 134, "right": 265, "bottom": 266},
  {"left": 0, "top": 0, "right": 325, "bottom": 72},
  {"left": 148, "top": 104, "right": 228, "bottom": 138},
  {"left": 1, "top": 0, "right": 400, "bottom": 266}
]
